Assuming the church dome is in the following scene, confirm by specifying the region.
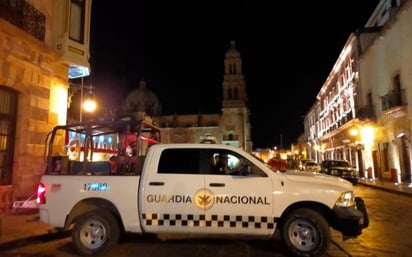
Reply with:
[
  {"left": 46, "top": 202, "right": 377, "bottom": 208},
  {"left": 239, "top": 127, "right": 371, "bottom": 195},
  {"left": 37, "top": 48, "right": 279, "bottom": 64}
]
[{"left": 125, "top": 78, "right": 162, "bottom": 116}]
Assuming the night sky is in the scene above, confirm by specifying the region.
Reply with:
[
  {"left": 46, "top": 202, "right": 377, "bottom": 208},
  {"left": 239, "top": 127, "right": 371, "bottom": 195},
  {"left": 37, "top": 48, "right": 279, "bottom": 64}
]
[{"left": 89, "top": 1, "right": 380, "bottom": 149}]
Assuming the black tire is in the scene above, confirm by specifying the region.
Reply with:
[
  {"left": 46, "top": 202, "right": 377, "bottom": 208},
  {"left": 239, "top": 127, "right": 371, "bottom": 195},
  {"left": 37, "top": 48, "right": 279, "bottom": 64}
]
[
  {"left": 72, "top": 211, "right": 120, "bottom": 256},
  {"left": 281, "top": 208, "right": 330, "bottom": 257}
]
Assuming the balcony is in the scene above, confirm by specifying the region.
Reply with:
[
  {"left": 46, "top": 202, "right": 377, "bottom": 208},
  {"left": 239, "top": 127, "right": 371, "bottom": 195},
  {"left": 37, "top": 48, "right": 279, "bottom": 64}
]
[
  {"left": 357, "top": 104, "right": 376, "bottom": 121},
  {"left": 381, "top": 89, "right": 408, "bottom": 119},
  {"left": 0, "top": 0, "right": 45, "bottom": 41},
  {"left": 381, "top": 89, "right": 407, "bottom": 111}
]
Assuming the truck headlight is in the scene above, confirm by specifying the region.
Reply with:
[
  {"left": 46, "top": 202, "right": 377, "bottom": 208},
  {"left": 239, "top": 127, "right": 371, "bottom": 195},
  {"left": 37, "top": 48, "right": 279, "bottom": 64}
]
[{"left": 335, "top": 191, "right": 355, "bottom": 207}]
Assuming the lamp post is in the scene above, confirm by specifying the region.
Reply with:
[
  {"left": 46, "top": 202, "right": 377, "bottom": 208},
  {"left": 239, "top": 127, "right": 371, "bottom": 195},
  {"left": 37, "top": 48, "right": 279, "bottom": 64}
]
[{"left": 68, "top": 77, "right": 96, "bottom": 123}]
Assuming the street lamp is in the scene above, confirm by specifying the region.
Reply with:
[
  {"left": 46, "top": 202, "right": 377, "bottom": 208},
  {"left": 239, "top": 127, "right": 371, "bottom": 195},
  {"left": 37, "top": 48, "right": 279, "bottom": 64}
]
[
  {"left": 68, "top": 77, "right": 96, "bottom": 123},
  {"left": 82, "top": 88, "right": 96, "bottom": 113}
]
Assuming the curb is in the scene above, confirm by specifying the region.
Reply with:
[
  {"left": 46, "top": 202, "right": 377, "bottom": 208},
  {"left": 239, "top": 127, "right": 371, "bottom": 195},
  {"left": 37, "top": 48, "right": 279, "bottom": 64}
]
[
  {"left": 358, "top": 181, "right": 412, "bottom": 197},
  {"left": 0, "top": 210, "right": 70, "bottom": 251},
  {"left": 0, "top": 227, "right": 71, "bottom": 251}
]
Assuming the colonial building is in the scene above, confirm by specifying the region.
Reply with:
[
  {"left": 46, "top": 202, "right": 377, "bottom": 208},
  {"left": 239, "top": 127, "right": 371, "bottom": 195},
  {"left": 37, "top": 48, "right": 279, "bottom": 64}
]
[
  {"left": 124, "top": 41, "right": 253, "bottom": 153},
  {"left": 304, "top": 0, "right": 412, "bottom": 183},
  {"left": 0, "top": 0, "right": 92, "bottom": 212}
]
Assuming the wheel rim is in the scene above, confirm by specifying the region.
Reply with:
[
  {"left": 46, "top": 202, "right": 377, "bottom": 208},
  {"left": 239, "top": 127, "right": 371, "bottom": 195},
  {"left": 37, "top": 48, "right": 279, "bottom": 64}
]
[
  {"left": 288, "top": 219, "right": 318, "bottom": 251},
  {"left": 79, "top": 219, "right": 107, "bottom": 250}
]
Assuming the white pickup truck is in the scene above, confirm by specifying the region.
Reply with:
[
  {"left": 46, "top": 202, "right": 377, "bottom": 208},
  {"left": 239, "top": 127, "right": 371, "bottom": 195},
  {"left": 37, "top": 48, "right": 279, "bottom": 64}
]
[{"left": 36, "top": 117, "right": 368, "bottom": 257}]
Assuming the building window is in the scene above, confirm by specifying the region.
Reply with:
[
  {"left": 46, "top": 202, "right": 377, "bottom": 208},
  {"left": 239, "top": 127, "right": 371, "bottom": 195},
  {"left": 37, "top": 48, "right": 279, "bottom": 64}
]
[
  {"left": 393, "top": 73, "right": 402, "bottom": 104},
  {"left": 69, "top": 0, "right": 85, "bottom": 43},
  {"left": 393, "top": 73, "right": 401, "bottom": 91},
  {"left": 228, "top": 88, "right": 233, "bottom": 100},
  {"left": 0, "top": 87, "right": 18, "bottom": 185}
]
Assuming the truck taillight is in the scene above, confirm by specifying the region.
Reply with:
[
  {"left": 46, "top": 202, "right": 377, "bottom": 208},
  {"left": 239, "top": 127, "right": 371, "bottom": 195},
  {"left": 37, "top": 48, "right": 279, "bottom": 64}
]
[{"left": 36, "top": 183, "right": 46, "bottom": 204}]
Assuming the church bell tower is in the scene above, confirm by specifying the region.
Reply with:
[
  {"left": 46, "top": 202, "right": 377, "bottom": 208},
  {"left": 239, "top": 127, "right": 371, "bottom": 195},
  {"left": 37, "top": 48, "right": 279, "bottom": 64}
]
[{"left": 221, "top": 41, "right": 252, "bottom": 151}]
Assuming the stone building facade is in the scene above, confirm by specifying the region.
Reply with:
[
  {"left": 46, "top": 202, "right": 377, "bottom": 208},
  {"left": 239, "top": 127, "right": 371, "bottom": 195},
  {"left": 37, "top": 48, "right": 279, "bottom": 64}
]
[{"left": 0, "top": 0, "right": 92, "bottom": 212}]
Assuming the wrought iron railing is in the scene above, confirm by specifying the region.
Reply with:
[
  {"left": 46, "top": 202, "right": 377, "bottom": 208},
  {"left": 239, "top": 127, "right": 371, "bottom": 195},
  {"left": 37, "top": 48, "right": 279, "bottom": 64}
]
[
  {"left": 0, "top": 0, "right": 45, "bottom": 41},
  {"left": 381, "top": 89, "right": 407, "bottom": 111},
  {"left": 357, "top": 104, "right": 376, "bottom": 120}
]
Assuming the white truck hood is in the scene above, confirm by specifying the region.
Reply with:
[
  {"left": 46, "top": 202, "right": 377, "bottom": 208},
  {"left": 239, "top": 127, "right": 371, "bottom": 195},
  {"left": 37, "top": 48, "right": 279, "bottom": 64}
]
[{"left": 281, "top": 170, "right": 354, "bottom": 191}]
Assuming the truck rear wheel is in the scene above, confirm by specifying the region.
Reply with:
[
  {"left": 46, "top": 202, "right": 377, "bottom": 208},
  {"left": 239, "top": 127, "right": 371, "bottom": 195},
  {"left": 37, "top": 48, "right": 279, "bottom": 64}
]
[
  {"left": 72, "top": 211, "right": 120, "bottom": 256},
  {"left": 281, "top": 208, "right": 330, "bottom": 257}
]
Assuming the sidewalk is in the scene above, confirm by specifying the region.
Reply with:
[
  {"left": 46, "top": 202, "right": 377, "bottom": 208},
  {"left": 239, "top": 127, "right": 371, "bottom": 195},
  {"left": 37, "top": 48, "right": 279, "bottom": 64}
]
[
  {"left": 357, "top": 177, "right": 412, "bottom": 196},
  {"left": 0, "top": 178, "right": 411, "bottom": 250},
  {"left": 0, "top": 209, "right": 70, "bottom": 251}
]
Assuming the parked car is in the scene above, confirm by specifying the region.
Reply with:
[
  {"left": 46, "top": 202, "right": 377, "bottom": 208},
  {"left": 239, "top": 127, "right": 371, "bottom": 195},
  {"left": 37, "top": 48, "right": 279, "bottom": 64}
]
[
  {"left": 304, "top": 160, "right": 321, "bottom": 172},
  {"left": 299, "top": 159, "right": 313, "bottom": 170},
  {"left": 320, "top": 160, "right": 359, "bottom": 185}
]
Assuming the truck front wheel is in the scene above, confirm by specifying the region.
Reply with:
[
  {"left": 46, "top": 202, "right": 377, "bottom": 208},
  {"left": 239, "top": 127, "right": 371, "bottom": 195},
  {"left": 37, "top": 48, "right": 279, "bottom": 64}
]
[
  {"left": 72, "top": 211, "right": 120, "bottom": 256},
  {"left": 281, "top": 208, "right": 330, "bottom": 257}
]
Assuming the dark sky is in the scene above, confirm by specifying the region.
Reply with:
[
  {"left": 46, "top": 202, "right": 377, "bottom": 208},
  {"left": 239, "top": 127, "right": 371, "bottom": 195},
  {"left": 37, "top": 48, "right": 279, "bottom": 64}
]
[{"left": 89, "top": 1, "right": 380, "bottom": 149}]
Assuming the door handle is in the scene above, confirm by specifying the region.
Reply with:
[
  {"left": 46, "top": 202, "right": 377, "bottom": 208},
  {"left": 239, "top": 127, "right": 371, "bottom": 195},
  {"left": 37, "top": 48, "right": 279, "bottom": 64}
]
[
  {"left": 149, "top": 181, "right": 164, "bottom": 186},
  {"left": 209, "top": 183, "right": 225, "bottom": 187}
]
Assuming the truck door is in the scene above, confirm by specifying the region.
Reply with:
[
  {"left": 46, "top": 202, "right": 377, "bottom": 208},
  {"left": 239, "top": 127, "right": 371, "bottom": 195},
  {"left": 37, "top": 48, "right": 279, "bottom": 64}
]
[
  {"left": 139, "top": 148, "right": 206, "bottom": 233},
  {"left": 204, "top": 151, "right": 275, "bottom": 236}
]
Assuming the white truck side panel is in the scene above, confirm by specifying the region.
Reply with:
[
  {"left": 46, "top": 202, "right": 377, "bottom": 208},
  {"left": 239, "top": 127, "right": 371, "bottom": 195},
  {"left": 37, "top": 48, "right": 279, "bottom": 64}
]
[{"left": 39, "top": 175, "right": 141, "bottom": 232}]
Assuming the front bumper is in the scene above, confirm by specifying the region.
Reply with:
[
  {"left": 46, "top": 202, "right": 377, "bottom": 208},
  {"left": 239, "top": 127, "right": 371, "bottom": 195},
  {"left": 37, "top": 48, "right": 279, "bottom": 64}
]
[{"left": 331, "top": 197, "right": 369, "bottom": 237}]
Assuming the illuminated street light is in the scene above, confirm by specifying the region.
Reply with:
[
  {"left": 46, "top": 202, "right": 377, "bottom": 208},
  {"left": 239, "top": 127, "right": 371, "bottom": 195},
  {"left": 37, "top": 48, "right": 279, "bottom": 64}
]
[
  {"left": 83, "top": 89, "right": 96, "bottom": 113},
  {"left": 68, "top": 77, "right": 96, "bottom": 123},
  {"left": 349, "top": 127, "right": 359, "bottom": 137}
]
